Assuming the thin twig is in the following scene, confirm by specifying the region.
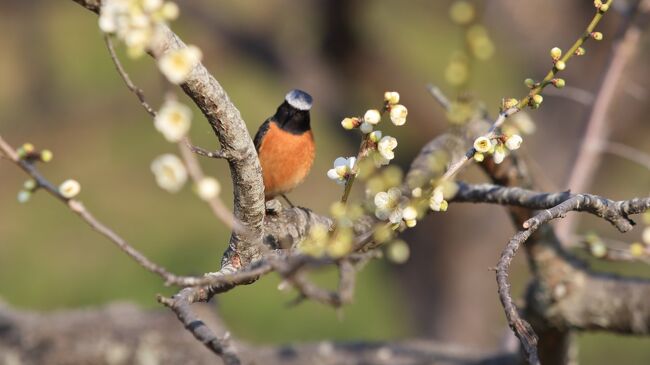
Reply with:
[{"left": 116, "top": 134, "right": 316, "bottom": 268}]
[
  {"left": 179, "top": 138, "right": 242, "bottom": 232},
  {"left": 436, "top": 2, "right": 613, "bottom": 184},
  {"left": 0, "top": 134, "right": 266, "bottom": 288},
  {"left": 558, "top": 2, "right": 645, "bottom": 241},
  {"left": 0, "top": 134, "right": 194, "bottom": 285},
  {"left": 426, "top": 84, "right": 452, "bottom": 111},
  {"left": 103, "top": 34, "right": 157, "bottom": 117},
  {"left": 188, "top": 142, "right": 229, "bottom": 159},
  {"left": 104, "top": 34, "right": 240, "bottom": 234}
]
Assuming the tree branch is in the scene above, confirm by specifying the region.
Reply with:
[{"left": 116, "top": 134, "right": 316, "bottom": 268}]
[{"left": 103, "top": 34, "right": 157, "bottom": 117}]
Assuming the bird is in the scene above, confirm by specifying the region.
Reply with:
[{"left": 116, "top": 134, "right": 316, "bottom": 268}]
[{"left": 254, "top": 89, "right": 315, "bottom": 205}]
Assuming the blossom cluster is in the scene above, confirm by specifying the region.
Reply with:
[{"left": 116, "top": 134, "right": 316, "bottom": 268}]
[
  {"left": 99, "top": 0, "right": 202, "bottom": 85},
  {"left": 472, "top": 133, "right": 522, "bottom": 164},
  {"left": 99, "top": 0, "right": 179, "bottom": 58},
  {"left": 330, "top": 91, "right": 407, "bottom": 187},
  {"left": 14, "top": 143, "right": 83, "bottom": 203}
]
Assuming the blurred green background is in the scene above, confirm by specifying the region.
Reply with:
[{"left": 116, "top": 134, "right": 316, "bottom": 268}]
[{"left": 1, "top": 0, "right": 649, "bottom": 363}]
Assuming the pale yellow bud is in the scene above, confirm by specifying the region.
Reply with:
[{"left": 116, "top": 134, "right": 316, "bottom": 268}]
[
  {"left": 630, "top": 242, "right": 645, "bottom": 257},
  {"left": 550, "top": 47, "right": 562, "bottom": 60},
  {"left": 384, "top": 91, "right": 400, "bottom": 105},
  {"left": 364, "top": 109, "right": 381, "bottom": 125}
]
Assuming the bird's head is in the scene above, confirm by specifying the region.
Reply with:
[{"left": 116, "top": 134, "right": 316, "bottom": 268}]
[{"left": 274, "top": 89, "right": 312, "bottom": 134}]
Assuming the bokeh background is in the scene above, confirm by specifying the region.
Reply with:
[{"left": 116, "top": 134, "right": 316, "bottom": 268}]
[{"left": 1, "top": 0, "right": 649, "bottom": 363}]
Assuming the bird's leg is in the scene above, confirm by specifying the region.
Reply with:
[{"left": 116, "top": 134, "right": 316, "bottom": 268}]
[{"left": 280, "top": 194, "right": 295, "bottom": 208}]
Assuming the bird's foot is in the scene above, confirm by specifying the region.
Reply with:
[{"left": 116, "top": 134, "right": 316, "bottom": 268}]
[{"left": 265, "top": 199, "right": 283, "bottom": 215}]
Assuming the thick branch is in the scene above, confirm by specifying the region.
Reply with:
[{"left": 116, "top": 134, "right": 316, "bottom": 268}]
[
  {"left": 71, "top": 0, "right": 266, "bottom": 267},
  {"left": 150, "top": 27, "right": 266, "bottom": 266}
]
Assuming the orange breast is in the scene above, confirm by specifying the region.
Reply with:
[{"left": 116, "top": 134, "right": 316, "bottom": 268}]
[{"left": 257, "top": 122, "right": 315, "bottom": 199}]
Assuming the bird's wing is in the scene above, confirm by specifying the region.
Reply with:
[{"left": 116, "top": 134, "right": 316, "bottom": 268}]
[{"left": 253, "top": 118, "right": 272, "bottom": 152}]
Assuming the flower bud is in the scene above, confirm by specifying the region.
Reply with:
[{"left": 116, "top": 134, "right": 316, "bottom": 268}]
[
  {"left": 17, "top": 143, "right": 35, "bottom": 159},
  {"left": 389, "top": 104, "right": 408, "bottom": 126},
  {"left": 23, "top": 179, "right": 37, "bottom": 191},
  {"left": 524, "top": 78, "right": 535, "bottom": 88},
  {"left": 555, "top": 60, "right": 566, "bottom": 71},
  {"left": 591, "top": 32, "right": 603, "bottom": 41},
  {"left": 369, "top": 131, "right": 383, "bottom": 143},
  {"left": 550, "top": 47, "right": 562, "bottom": 60},
  {"left": 364, "top": 109, "right": 381, "bottom": 125},
  {"left": 196, "top": 177, "right": 221, "bottom": 201},
  {"left": 575, "top": 47, "right": 586, "bottom": 56},
  {"left": 411, "top": 187, "right": 422, "bottom": 198},
  {"left": 630, "top": 242, "right": 645, "bottom": 257},
  {"left": 553, "top": 78, "right": 566, "bottom": 88},
  {"left": 341, "top": 117, "right": 358, "bottom": 130},
  {"left": 589, "top": 240, "right": 607, "bottom": 258},
  {"left": 40, "top": 149, "right": 53, "bottom": 162},
  {"left": 449, "top": 1, "right": 475, "bottom": 25},
  {"left": 505, "top": 135, "right": 523, "bottom": 151},
  {"left": 502, "top": 98, "right": 519, "bottom": 110},
  {"left": 493, "top": 144, "right": 507, "bottom": 164},
  {"left": 532, "top": 94, "right": 544, "bottom": 106},
  {"left": 383, "top": 91, "right": 400, "bottom": 105}
]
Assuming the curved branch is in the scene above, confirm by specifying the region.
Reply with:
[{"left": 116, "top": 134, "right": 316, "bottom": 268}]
[
  {"left": 494, "top": 193, "right": 650, "bottom": 364},
  {"left": 71, "top": 0, "right": 266, "bottom": 267}
]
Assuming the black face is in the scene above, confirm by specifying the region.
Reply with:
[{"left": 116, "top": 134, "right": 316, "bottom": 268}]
[{"left": 273, "top": 101, "right": 311, "bottom": 134}]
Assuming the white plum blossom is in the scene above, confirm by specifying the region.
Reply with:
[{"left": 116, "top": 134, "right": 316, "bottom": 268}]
[
  {"left": 59, "top": 179, "right": 81, "bottom": 199},
  {"left": 386, "top": 239, "right": 410, "bottom": 264},
  {"left": 196, "top": 177, "right": 221, "bottom": 200},
  {"left": 363, "top": 109, "right": 381, "bottom": 125},
  {"left": 327, "top": 157, "right": 356, "bottom": 185},
  {"left": 151, "top": 154, "right": 187, "bottom": 192},
  {"left": 411, "top": 187, "right": 422, "bottom": 198},
  {"left": 142, "top": 0, "right": 163, "bottom": 12},
  {"left": 158, "top": 45, "right": 202, "bottom": 84},
  {"left": 375, "top": 136, "right": 397, "bottom": 166},
  {"left": 430, "top": 186, "right": 448, "bottom": 212},
  {"left": 99, "top": 0, "right": 179, "bottom": 58},
  {"left": 505, "top": 134, "right": 523, "bottom": 150},
  {"left": 154, "top": 100, "right": 192, "bottom": 142},
  {"left": 402, "top": 206, "right": 418, "bottom": 227},
  {"left": 374, "top": 188, "right": 405, "bottom": 224},
  {"left": 389, "top": 104, "right": 408, "bottom": 126},
  {"left": 493, "top": 144, "right": 507, "bottom": 164},
  {"left": 473, "top": 136, "right": 492, "bottom": 153}
]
